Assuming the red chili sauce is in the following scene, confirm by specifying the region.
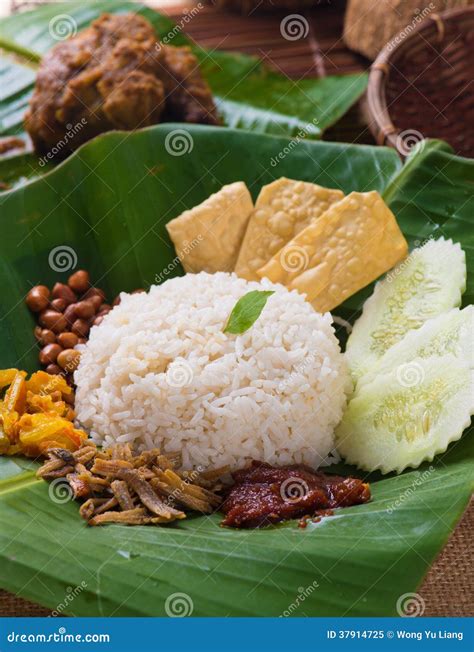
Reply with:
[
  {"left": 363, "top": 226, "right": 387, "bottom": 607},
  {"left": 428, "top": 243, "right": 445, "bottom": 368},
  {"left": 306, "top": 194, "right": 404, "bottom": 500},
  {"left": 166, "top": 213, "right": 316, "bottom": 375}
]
[{"left": 220, "top": 461, "right": 370, "bottom": 528}]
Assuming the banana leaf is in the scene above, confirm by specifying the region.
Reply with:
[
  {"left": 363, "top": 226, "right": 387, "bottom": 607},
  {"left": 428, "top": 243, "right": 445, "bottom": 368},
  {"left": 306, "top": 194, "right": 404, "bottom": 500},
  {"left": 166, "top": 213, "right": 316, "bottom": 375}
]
[
  {"left": 0, "top": 0, "right": 367, "bottom": 148},
  {"left": 0, "top": 125, "right": 472, "bottom": 616}
]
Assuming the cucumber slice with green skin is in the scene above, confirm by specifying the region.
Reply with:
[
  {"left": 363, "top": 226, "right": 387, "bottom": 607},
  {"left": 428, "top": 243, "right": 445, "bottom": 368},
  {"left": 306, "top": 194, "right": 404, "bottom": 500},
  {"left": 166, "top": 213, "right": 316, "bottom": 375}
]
[
  {"left": 359, "top": 306, "right": 474, "bottom": 387},
  {"left": 336, "top": 355, "right": 474, "bottom": 474},
  {"left": 345, "top": 238, "right": 466, "bottom": 382}
]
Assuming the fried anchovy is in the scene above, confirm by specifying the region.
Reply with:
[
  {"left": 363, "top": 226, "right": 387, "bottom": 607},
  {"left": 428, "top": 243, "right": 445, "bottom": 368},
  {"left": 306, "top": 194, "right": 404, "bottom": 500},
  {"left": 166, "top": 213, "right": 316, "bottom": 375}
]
[
  {"left": 110, "top": 480, "right": 135, "bottom": 511},
  {"left": 116, "top": 468, "right": 185, "bottom": 520}
]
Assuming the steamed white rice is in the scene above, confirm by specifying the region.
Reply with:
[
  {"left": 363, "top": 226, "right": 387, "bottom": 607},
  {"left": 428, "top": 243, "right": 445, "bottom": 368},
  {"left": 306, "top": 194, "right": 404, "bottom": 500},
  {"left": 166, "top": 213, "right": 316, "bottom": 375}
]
[{"left": 74, "top": 272, "right": 349, "bottom": 470}]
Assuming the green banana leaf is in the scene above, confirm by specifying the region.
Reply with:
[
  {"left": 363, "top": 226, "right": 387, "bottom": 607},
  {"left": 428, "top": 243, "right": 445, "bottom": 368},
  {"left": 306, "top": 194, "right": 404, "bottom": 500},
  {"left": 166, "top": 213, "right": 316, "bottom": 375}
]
[
  {"left": 0, "top": 0, "right": 367, "bottom": 150},
  {"left": 0, "top": 126, "right": 472, "bottom": 616}
]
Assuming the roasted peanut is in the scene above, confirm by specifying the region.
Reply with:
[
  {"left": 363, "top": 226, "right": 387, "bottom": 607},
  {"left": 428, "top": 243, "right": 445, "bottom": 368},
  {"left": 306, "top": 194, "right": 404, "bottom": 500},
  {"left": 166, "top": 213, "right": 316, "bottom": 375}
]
[
  {"left": 39, "top": 343, "right": 62, "bottom": 365},
  {"left": 89, "top": 294, "right": 103, "bottom": 311},
  {"left": 63, "top": 303, "right": 77, "bottom": 326},
  {"left": 52, "top": 282, "right": 77, "bottom": 305},
  {"left": 68, "top": 270, "right": 90, "bottom": 294},
  {"left": 26, "top": 285, "right": 50, "bottom": 312},
  {"left": 50, "top": 297, "right": 67, "bottom": 312},
  {"left": 57, "top": 332, "right": 79, "bottom": 349},
  {"left": 57, "top": 348, "right": 81, "bottom": 371},
  {"left": 71, "top": 319, "right": 90, "bottom": 338},
  {"left": 74, "top": 300, "right": 95, "bottom": 320},
  {"left": 39, "top": 310, "right": 67, "bottom": 333},
  {"left": 45, "top": 363, "right": 62, "bottom": 375},
  {"left": 83, "top": 287, "right": 106, "bottom": 303},
  {"left": 40, "top": 329, "right": 56, "bottom": 346}
]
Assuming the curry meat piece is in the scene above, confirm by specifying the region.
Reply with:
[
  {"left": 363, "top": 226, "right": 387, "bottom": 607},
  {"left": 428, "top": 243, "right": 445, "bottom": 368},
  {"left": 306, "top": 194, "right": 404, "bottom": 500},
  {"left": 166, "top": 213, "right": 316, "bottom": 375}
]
[{"left": 25, "top": 13, "right": 219, "bottom": 156}]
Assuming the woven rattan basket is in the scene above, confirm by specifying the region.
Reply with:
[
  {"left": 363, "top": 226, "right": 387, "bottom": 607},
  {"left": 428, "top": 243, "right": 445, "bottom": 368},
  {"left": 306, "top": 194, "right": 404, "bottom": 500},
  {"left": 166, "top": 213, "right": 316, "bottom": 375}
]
[{"left": 366, "top": 6, "right": 474, "bottom": 158}]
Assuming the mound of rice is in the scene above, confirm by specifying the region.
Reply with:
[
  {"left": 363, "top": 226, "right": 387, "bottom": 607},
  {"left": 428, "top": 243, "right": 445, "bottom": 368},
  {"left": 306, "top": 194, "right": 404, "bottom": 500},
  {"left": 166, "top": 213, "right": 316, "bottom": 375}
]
[{"left": 74, "top": 272, "right": 349, "bottom": 470}]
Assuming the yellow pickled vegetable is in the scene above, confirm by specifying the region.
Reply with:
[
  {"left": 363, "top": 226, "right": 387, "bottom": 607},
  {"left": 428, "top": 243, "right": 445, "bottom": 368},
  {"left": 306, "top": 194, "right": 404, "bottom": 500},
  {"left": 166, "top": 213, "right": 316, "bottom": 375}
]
[
  {"left": 0, "top": 368, "right": 86, "bottom": 458},
  {"left": 0, "top": 369, "right": 21, "bottom": 390},
  {"left": 26, "top": 370, "right": 72, "bottom": 397},
  {"left": 18, "top": 413, "right": 86, "bottom": 456},
  {"left": 4, "top": 372, "right": 27, "bottom": 414}
]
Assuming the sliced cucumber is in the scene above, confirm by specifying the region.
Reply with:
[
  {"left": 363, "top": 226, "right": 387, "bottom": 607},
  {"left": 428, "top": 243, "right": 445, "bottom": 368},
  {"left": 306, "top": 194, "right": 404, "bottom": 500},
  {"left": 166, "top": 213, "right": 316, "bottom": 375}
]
[
  {"left": 360, "top": 306, "right": 474, "bottom": 386},
  {"left": 345, "top": 238, "right": 466, "bottom": 381},
  {"left": 336, "top": 355, "right": 474, "bottom": 474}
]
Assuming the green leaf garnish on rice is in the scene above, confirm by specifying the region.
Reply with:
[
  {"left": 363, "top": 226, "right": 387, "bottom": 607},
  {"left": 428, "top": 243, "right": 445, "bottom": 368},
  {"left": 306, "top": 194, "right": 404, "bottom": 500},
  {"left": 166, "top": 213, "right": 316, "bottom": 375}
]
[{"left": 224, "top": 290, "right": 275, "bottom": 334}]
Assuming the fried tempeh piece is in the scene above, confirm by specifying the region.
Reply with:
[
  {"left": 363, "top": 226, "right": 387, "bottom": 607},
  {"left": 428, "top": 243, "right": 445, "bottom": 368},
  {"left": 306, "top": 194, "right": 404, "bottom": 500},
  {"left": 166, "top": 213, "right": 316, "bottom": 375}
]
[
  {"left": 235, "top": 178, "right": 344, "bottom": 281},
  {"left": 166, "top": 182, "right": 253, "bottom": 273}
]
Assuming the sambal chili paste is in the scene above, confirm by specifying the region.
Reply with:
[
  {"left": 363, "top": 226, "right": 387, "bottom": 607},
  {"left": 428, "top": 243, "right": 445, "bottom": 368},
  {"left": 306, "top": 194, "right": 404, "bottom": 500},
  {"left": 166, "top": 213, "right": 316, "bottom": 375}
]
[{"left": 220, "top": 461, "right": 370, "bottom": 528}]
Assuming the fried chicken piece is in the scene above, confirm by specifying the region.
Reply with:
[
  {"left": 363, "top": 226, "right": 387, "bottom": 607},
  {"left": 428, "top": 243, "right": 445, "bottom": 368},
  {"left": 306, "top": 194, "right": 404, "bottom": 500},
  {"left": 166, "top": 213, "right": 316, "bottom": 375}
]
[{"left": 25, "top": 13, "right": 218, "bottom": 157}]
